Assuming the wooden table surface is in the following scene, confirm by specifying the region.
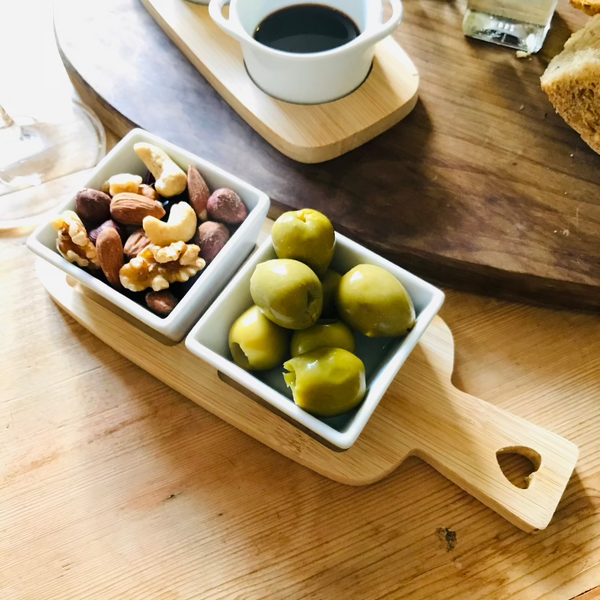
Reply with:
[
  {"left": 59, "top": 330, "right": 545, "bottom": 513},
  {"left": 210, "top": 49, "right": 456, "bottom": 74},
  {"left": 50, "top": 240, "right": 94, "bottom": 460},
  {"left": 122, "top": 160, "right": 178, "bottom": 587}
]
[
  {"left": 5, "top": 223, "right": 600, "bottom": 600},
  {"left": 2, "top": 2, "right": 600, "bottom": 599},
  {"left": 54, "top": 0, "right": 600, "bottom": 312}
]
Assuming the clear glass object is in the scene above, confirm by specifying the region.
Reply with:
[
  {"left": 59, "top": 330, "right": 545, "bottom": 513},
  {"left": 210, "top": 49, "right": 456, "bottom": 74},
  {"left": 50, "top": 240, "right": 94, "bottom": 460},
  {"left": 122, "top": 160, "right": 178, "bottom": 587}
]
[
  {"left": 0, "top": 100, "right": 106, "bottom": 230},
  {"left": 463, "top": 0, "right": 559, "bottom": 54}
]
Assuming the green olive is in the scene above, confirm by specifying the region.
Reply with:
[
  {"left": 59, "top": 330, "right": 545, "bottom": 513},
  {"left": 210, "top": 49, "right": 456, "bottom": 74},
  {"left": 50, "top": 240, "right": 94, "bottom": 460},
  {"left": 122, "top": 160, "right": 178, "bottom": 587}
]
[
  {"left": 283, "top": 348, "right": 366, "bottom": 417},
  {"left": 290, "top": 321, "right": 355, "bottom": 357},
  {"left": 250, "top": 259, "right": 323, "bottom": 330},
  {"left": 271, "top": 209, "right": 335, "bottom": 277},
  {"left": 229, "top": 305, "right": 288, "bottom": 371},
  {"left": 336, "top": 264, "right": 415, "bottom": 338},
  {"left": 320, "top": 269, "right": 342, "bottom": 318}
]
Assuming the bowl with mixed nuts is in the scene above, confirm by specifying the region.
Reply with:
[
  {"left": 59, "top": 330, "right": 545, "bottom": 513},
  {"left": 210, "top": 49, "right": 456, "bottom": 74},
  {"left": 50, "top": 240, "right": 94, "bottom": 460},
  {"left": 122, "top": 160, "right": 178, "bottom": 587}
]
[{"left": 28, "top": 129, "right": 270, "bottom": 341}]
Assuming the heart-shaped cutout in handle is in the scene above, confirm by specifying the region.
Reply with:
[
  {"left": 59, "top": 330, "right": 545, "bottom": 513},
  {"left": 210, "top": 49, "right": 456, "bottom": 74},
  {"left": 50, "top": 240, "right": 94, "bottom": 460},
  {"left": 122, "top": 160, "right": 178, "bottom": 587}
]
[{"left": 497, "top": 446, "right": 542, "bottom": 489}]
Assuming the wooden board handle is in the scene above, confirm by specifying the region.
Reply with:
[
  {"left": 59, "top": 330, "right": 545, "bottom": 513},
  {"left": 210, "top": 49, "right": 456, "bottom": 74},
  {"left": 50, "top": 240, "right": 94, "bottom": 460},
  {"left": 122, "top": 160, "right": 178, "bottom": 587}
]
[{"left": 409, "top": 387, "right": 579, "bottom": 532}]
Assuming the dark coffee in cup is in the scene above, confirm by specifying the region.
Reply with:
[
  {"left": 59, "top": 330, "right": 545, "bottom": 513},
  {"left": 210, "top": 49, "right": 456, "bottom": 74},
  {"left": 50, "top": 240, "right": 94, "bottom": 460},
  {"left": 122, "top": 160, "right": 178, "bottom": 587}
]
[{"left": 253, "top": 4, "right": 360, "bottom": 54}]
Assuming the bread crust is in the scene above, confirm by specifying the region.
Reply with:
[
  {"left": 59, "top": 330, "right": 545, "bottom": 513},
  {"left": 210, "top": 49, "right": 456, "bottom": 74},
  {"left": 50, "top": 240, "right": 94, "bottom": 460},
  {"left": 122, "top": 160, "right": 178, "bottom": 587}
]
[
  {"left": 570, "top": 0, "right": 600, "bottom": 16},
  {"left": 541, "top": 15, "right": 600, "bottom": 153}
]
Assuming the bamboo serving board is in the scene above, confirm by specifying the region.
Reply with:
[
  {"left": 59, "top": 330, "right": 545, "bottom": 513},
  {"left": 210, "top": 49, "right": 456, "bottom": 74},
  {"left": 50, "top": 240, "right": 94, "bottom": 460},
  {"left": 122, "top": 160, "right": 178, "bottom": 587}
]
[
  {"left": 139, "top": 0, "right": 419, "bottom": 163},
  {"left": 37, "top": 258, "right": 578, "bottom": 533}
]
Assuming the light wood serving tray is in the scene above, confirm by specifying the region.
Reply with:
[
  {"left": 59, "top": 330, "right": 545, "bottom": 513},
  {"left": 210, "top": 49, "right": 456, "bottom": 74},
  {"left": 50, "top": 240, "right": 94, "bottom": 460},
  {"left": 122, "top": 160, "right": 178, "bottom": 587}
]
[
  {"left": 140, "top": 0, "right": 419, "bottom": 163},
  {"left": 37, "top": 257, "right": 578, "bottom": 533}
]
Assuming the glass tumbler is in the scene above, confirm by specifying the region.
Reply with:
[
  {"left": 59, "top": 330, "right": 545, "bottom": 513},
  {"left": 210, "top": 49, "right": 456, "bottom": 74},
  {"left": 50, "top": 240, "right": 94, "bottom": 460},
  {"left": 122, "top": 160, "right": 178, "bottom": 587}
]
[{"left": 463, "top": 0, "right": 559, "bottom": 54}]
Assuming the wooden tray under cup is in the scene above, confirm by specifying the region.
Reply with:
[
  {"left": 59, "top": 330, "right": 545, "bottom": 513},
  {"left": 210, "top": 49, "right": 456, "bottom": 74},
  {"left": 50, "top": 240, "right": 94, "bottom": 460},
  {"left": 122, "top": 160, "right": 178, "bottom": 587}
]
[{"left": 140, "top": 0, "right": 420, "bottom": 163}]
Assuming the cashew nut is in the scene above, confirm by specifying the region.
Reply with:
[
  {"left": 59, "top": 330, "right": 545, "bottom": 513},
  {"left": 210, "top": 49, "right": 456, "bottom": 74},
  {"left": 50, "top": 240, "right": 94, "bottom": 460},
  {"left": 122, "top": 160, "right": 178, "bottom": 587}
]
[
  {"left": 108, "top": 173, "right": 143, "bottom": 196},
  {"left": 143, "top": 202, "right": 197, "bottom": 245},
  {"left": 134, "top": 142, "right": 187, "bottom": 198}
]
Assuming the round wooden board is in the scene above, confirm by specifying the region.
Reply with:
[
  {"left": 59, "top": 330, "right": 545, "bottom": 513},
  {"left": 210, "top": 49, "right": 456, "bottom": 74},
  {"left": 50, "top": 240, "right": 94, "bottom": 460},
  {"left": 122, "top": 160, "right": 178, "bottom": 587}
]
[{"left": 55, "top": 0, "right": 600, "bottom": 310}]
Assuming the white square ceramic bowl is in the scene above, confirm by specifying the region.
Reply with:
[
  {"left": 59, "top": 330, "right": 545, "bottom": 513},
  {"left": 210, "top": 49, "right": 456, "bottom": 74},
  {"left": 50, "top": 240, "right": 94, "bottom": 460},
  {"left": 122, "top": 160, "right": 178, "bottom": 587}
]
[
  {"left": 186, "top": 234, "right": 445, "bottom": 450},
  {"left": 27, "top": 129, "right": 270, "bottom": 342}
]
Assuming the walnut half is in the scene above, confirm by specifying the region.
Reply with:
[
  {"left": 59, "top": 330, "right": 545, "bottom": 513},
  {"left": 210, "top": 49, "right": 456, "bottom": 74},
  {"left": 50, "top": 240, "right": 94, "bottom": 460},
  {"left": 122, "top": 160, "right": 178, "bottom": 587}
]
[
  {"left": 52, "top": 210, "right": 99, "bottom": 268},
  {"left": 119, "top": 241, "right": 206, "bottom": 292}
]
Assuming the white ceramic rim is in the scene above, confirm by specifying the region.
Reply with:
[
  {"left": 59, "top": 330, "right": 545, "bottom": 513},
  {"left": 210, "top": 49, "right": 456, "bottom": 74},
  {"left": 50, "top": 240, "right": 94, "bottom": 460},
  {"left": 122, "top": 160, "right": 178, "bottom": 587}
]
[{"left": 208, "top": 0, "right": 404, "bottom": 59}]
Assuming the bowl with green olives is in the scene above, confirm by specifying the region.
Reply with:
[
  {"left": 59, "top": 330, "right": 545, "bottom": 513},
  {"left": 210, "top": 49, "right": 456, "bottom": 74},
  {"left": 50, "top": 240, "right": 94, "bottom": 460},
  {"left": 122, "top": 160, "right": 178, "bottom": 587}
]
[{"left": 186, "top": 210, "right": 444, "bottom": 450}]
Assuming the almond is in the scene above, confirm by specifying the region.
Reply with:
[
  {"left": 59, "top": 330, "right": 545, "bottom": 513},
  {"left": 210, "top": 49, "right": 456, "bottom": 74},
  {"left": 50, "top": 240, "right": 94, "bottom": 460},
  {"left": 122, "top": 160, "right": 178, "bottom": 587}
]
[
  {"left": 110, "top": 192, "right": 165, "bottom": 225},
  {"left": 124, "top": 228, "right": 151, "bottom": 259},
  {"left": 96, "top": 228, "right": 124, "bottom": 287},
  {"left": 188, "top": 165, "right": 210, "bottom": 222}
]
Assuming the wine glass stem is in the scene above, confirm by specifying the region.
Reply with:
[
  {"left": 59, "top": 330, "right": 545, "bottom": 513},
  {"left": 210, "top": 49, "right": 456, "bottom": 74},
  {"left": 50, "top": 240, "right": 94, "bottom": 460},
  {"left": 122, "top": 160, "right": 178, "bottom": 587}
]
[{"left": 0, "top": 104, "right": 16, "bottom": 130}]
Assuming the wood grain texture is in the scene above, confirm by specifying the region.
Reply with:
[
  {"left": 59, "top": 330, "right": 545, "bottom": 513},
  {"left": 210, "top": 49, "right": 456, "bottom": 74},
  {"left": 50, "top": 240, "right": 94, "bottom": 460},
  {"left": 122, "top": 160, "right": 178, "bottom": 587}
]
[
  {"left": 6, "top": 3, "right": 600, "bottom": 598},
  {"left": 36, "top": 252, "right": 578, "bottom": 533},
  {"left": 141, "top": 0, "right": 419, "bottom": 163},
  {"left": 55, "top": 0, "right": 600, "bottom": 312},
  {"left": 3, "top": 235, "right": 600, "bottom": 599}
]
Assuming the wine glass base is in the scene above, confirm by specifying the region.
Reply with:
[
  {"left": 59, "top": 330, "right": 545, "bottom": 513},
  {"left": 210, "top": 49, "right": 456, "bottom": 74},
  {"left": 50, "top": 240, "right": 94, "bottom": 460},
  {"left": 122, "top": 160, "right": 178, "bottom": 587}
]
[{"left": 0, "top": 100, "right": 106, "bottom": 230}]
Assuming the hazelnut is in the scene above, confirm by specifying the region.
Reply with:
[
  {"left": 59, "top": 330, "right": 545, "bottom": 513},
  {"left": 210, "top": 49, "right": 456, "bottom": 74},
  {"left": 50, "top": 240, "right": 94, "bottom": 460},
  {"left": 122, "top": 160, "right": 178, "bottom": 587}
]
[
  {"left": 89, "top": 220, "right": 123, "bottom": 246},
  {"left": 207, "top": 188, "right": 247, "bottom": 224},
  {"left": 196, "top": 221, "right": 230, "bottom": 263},
  {"left": 145, "top": 290, "right": 179, "bottom": 316},
  {"left": 75, "top": 189, "right": 112, "bottom": 226}
]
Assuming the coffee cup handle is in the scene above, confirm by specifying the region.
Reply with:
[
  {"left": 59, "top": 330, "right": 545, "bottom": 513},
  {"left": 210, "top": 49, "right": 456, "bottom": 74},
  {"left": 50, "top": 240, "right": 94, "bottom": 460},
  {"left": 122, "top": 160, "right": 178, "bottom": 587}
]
[
  {"left": 365, "top": 0, "right": 404, "bottom": 44},
  {"left": 208, "top": 0, "right": 246, "bottom": 43}
]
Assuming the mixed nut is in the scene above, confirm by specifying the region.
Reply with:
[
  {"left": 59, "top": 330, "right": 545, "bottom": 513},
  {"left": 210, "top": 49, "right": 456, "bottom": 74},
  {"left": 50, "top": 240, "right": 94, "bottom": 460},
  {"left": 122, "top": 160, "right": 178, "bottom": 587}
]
[
  {"left": 228, "top": 209, "right": 416, "bottom": 419},
  {"left": 52, "top": 142, "right": 248, "bottom": 317}
]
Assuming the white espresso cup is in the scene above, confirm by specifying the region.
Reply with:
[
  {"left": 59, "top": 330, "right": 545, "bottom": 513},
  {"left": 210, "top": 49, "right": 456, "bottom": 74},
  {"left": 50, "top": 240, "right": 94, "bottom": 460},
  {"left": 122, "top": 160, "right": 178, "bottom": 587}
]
[{"left": 208, "top": 0, "right": 403, "bottom": 104}]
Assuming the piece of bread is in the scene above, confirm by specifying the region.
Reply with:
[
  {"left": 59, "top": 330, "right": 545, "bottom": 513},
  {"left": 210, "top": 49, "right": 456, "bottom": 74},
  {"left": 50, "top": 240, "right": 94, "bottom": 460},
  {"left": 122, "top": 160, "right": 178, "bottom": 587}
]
[
  {"left": 541, "top": 15, "right": 600, "bottom": 154},
  {"left": 570, "top": 0, "right": 600, "bottom": 16}
]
